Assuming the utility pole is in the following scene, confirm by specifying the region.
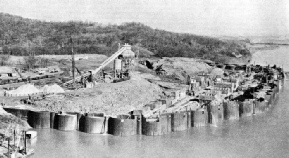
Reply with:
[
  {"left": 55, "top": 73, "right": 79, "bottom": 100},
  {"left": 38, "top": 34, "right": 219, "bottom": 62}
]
[
  {"left": 115, "top": 43, "right": 121, "bottom": 78},
  {"left": 70, "top": 37, "right": 75, "bottom": 83}
]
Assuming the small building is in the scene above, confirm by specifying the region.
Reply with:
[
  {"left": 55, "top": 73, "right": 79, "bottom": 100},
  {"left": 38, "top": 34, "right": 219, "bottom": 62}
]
[{"left": 0, "top": 66, "right": 18, "bottom": 78}]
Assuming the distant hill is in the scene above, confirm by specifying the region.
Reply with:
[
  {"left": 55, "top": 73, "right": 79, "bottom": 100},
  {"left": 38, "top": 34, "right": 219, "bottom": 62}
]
[{"left": 0, "top": 13, "right": 250, "bottom": 63}]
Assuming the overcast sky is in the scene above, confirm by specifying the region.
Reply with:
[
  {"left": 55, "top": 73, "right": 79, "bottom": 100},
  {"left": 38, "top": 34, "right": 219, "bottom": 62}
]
[{"left": 0, "top": 0, "right": 288, "bottom": 36}]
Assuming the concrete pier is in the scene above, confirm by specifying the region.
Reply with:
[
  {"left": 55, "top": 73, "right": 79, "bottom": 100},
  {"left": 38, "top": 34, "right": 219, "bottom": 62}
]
[
  {"left": 108, "top": 116, "right": 137, "bottom": 136},
  {"left": 192, "top": 108, "right": 208, "bottom": 127},
  {"left": 79, "top": 114, "right": 105, "bottom": 134},
  {"left": 55, "top": 113, "right": 78, "bottom": 131},
  {"left": 27, "top": 111, "right": 51, "bottom": 129}
]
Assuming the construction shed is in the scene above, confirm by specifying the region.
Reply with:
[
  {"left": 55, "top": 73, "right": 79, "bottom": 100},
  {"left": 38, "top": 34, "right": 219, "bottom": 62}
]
[{"left": 0, "top": 66, "right": 17, "bottom": 78}]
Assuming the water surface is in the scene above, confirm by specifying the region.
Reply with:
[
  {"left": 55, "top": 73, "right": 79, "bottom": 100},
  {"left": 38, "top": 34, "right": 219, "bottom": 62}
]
[{"left": 251, "top": 46, "right": 289, "bottom": 71}]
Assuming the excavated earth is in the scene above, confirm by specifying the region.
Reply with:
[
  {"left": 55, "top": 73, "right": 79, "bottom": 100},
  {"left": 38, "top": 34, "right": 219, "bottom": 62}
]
[
  {"left": 33, "top": 73, "right": 163, "bottom": 116},
  {"left": 0, "top": 107, "right": 30, "bottom": 135},
  {"left": 151, "top": 57, "right": 212, "bottom": 83}
]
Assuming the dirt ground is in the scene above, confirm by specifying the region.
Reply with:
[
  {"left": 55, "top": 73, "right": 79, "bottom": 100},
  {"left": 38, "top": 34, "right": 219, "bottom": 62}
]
[
  {"left": 153, "top": 57, "right": 211, "bottom": 75},
  {"left": 32, "top": 72, "right": 163, "bottom": 116}
]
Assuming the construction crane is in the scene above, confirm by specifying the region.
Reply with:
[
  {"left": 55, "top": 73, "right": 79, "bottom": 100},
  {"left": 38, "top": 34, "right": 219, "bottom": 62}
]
[
  {"left": 14, "top": 68, "right": 26, "bottom": 81},
  {"left": 64, "top": 44, "right": 133, "bottom": 86}
]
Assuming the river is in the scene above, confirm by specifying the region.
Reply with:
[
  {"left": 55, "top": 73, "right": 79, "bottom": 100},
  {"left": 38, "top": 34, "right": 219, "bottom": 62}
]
[
  {"left": 31, "top": 46, "right": 289, "bottom": 158},
  {"left": 250, "top": 45, "right": 289, "bottom": 71}
]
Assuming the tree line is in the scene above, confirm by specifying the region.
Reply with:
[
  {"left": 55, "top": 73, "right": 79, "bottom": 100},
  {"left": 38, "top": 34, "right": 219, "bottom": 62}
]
[{"left": 0, "top": 13, "right": 250, "bottom": 63}]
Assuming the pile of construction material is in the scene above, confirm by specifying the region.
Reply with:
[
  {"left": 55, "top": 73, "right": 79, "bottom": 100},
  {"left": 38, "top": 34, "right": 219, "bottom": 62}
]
[
  {"left": 34, "top": 72, "right": 163, "bottom": 115},
  {"left": 5, "top": 83, "right": 65, "bottom": 97},
  {"left": 6, "top": 84, "right": 40, "bottom": 97},
  {"left": 40, "top": 84, "right": 65, "bottom": 94}
]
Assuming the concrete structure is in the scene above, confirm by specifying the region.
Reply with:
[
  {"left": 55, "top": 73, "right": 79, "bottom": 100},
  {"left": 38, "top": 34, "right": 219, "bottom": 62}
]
[{"left": 27, "top": 111, "right": 51, "bottom": 129}]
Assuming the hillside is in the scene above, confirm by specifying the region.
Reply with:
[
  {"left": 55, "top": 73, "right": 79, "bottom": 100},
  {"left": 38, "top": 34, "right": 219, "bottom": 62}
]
[{"left": 0, "top": 13, "right": 250, "bottom": 63}]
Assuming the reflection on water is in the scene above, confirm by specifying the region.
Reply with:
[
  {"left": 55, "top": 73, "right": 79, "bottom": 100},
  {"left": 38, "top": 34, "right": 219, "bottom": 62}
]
[
  {"left": 32, "top": 83, "right": 289, "bottom": 158},
  {"left": 251, "top": 46, "right": 289, "bottom": 71}
]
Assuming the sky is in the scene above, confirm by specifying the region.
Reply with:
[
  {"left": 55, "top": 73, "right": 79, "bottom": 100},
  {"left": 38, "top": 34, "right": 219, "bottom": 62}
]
[{"left": 0, "top": 0, "right": 288, "bottom": 36}]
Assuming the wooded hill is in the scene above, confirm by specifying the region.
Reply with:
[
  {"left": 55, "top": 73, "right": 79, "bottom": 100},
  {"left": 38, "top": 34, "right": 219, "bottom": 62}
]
[{"left": 0, "top": 13, "right": 250, "bottom": 63}]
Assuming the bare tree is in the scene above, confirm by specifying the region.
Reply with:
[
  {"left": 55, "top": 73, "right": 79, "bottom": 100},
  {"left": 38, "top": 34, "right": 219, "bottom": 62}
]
[
  {"left": 23, "top": 54, "right": 37, "bottom": 70},
  {"left": 38, "top": 58, "right": 49, "bottom": 68}
]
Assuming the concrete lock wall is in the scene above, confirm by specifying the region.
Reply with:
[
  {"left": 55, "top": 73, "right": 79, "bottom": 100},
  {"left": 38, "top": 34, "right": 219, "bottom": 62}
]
[
  {"left": 3, "top": 108, "right": 29, "bottom": 120},
  {"left": 274, "top": 80, "right": 279, "bottom": 92},
  {"left": 217, "top": 104, "right": 224, "bottom": 121},
  {"left": 27, "top": 111, "right": 51, "bottom": 129},
  {"left": 55, "top": 113, "right": 78, "bottom": 131},
  {"left": 135, "top": 115, "right": 144, "bottom": 135},
  {"left": 160, "top": 113, "right": 173, "bottom": 134},
  {"left": 86, "top": 113, "right": 104, "bottom": 117},
  {"left": 230, "top": 102, "right": 239, "bottom": 120},
  {"left": 67, "top": 112, "right": 83, "bottom": 130},
  {"left": 142, "top": 113, "right": 174, "bottom": 136},
  {"left": 141, "top": 113, "right": 172, "bottom": 136},
  {"left": 131, "top": 111, "right": 143, "bottom": 135},
  {"left": 142, "top": 121, "right": 162, "bottom": 136},
  {"left": 107, "top": 116, "right": 137, "bottom": 136},
  {"left": 265, "top": 94, "right": 272, "bottom": 106},
  {"left": 208, "top": 104, "right": 223, "bottom": 126},
  {"left": 172, "top": 111, "right": 188, "bottom": 132},
  {"left": 223, "top": 102, "right": 239, "bottom": 120},
  {"left": 186, "top": 111, "right": 192, "bottom": 129},
  {"left": 192, "top": 108, "right": 208, "bottom": 127},
  {"left": 50, "top": 112, "right": 56, "bottom": 128},
  {"left": 265, "top": 93, "right": 272, "bottom": 108},
  {"left": 79, "top": 115, "right": 105, "bottom": 134},
  {"left": 239, "top": 100, "right": 253, "bottom": 117},
  {"left": 254, "top": 101, "right": 266, "bottom": 114}
]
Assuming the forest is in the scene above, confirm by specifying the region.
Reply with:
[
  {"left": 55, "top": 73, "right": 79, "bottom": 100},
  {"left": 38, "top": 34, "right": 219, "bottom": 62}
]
[{"left": 0, "top": 13, "right": 250, "bottom": 63}]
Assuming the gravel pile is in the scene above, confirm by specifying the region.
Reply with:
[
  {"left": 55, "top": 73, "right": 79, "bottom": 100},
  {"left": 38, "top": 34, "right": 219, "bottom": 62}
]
[
  {"left": 7, "top": 84, "right": 40, "bottom": 96},
  {"left": 41, "top": 84, "right": 65, "bottom": 93}
]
